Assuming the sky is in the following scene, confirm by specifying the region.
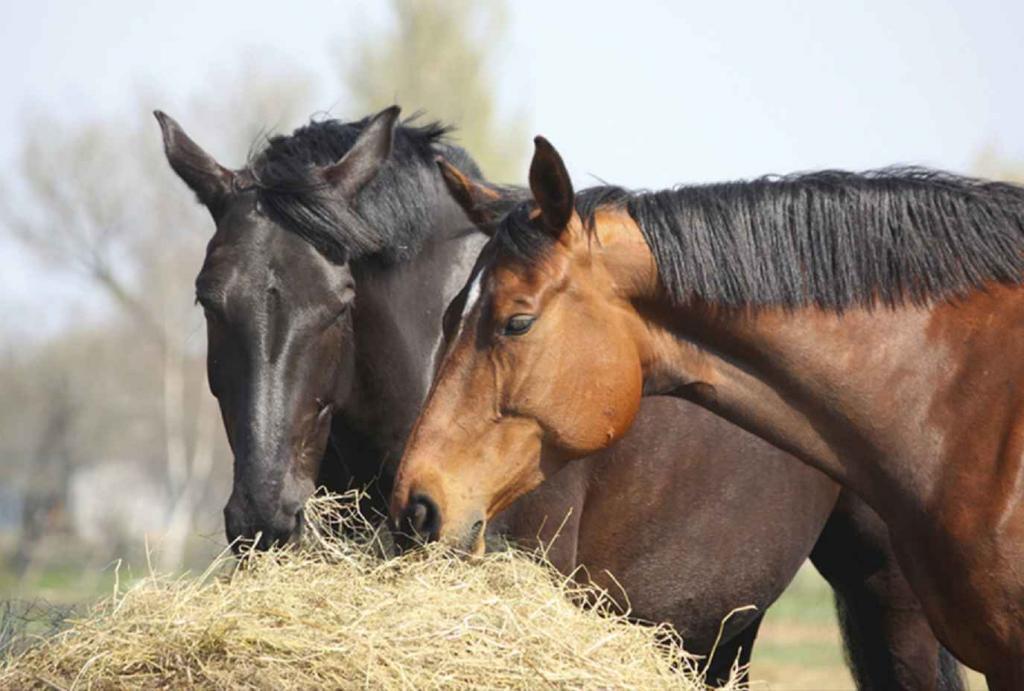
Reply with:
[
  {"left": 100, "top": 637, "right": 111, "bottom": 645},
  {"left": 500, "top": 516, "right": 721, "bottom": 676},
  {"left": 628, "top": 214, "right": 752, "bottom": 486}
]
[{"left": 2, "top": 0, "right": 1023, "bottom": 334}]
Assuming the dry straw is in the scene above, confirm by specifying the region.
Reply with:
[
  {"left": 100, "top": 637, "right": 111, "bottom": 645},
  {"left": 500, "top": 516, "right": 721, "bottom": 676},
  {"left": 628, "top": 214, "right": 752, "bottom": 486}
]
[{"left": 1, "top": 493, "right": 743, "bottom": 690}]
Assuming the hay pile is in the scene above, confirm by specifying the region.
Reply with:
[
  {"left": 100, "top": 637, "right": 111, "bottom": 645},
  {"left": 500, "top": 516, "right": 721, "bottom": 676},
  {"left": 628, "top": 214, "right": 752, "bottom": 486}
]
[{"left": 2, "top": 493, "right": 741, "bottom": 689}]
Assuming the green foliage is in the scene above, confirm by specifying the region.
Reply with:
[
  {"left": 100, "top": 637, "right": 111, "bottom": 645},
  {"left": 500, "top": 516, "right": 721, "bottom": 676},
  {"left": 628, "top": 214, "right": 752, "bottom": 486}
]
[{"left": 341, "top": 0, "right": 527, "bottom": 183}]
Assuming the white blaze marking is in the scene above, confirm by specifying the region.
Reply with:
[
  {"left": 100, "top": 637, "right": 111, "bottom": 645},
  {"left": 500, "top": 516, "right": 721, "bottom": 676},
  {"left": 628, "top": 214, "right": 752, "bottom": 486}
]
[
  {"left": 423, "top": 238, "right": 488, "bottom": 391},
  {"left": 430, "top": 268, "right": 482, "bottom": 378},
  {"left": 461, "top": 269, "right": 484, "bottom": 320}
]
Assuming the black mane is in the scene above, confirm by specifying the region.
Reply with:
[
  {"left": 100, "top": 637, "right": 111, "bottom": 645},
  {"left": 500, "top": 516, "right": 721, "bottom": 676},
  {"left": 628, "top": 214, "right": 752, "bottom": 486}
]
[
  {"left": 247, "top": 114, "right": 481, "bottom": 264},
  {"left": 495, "top": 168, "right": 1024, "bottom": 309}
]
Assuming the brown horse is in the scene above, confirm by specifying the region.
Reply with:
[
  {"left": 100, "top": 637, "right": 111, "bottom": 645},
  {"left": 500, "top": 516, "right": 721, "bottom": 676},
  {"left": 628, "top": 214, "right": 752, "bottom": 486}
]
[{"left": 391, "top": 137, "right": 1024, "bottom": 687}]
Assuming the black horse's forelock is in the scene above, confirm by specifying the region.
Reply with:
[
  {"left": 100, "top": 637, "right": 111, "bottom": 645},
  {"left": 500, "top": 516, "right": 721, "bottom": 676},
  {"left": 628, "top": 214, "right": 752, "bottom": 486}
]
[
  {"left": 495, "top": 168, "right": 1024, "bottom": 310},
  {"left": 247, "top": 114, "right": 481, "bottom": 264}
]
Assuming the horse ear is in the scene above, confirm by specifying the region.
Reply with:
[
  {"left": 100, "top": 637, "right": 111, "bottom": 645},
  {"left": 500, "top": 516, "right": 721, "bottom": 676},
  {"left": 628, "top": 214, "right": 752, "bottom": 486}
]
[
  {"left": 436, "top": 157, "right": 505, "bottom": 232},
  {"left": 528, "top": 136, "right": 575, "bottom": 234},
  {"left": 320, "top": 105, "right": 401, "bottom": 199},
  {"left": 154, "top": 111, "right": 235, "bottom": 213}
]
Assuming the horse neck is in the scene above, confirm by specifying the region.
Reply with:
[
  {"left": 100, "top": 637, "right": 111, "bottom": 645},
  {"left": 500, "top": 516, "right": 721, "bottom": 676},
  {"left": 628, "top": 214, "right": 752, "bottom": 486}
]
[
  {"left": 340, "top": 199, "right": 489, "bottom": 468},
  {"left": 634, "top": 286, "right": 1024, "bottom": 522}
]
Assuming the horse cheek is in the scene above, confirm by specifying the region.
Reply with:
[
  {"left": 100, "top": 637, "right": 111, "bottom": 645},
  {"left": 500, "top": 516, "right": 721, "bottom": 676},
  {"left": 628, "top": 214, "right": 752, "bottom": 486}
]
[
  {"left": 582, "top": 340, "right": 643, "bottom": 451},
  {"left": 606, "top": 353, "right": 643, "bottom": 444}
]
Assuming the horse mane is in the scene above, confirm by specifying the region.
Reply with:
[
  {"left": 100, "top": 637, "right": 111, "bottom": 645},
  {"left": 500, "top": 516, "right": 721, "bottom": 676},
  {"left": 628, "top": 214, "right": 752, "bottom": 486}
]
[
  {"left": 495, "top": 168, "right": 1024, "bottom": 309},
  {"left": 247, "top": 114, "right": 482, "bottom": 264}
]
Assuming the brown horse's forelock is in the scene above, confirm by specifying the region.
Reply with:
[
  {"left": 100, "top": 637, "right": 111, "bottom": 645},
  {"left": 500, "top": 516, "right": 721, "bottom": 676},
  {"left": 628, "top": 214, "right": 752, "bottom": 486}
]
[
  {"left": 492, "top": 185, "right": 631, "bottom": 263},
  {"left": 494, "top": 168, "right": 1024, "bottom": 311}
]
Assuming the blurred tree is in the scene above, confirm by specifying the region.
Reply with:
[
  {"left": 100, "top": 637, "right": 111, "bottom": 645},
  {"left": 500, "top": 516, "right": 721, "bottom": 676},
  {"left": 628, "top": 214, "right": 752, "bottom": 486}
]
[
  {"left": 9, "top": 374, "right": 75, "bottom": 579},
  {"left": 975, "top": 146, "right": 1024, "bottom": 183},
  {"left": 0, "top": 63, "right": 314, "bottom": 571},
  {"left": 339, "top": 0, "right": 527, "bottom": 183}
]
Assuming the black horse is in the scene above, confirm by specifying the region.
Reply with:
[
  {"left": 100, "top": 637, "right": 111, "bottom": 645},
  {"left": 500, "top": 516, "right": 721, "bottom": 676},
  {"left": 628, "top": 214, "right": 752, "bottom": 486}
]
[{"left": 156, "top": 106, "right": 962, "bottom": 688}]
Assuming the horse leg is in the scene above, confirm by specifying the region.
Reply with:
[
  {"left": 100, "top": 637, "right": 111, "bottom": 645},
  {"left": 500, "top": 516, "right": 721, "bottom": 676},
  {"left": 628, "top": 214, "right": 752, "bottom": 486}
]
[
  {"left": 704, "top": 613, "right": 762, "bottom": 687},
  {"left": 810, "top": 490, "right": 963, "bottom": 691}
]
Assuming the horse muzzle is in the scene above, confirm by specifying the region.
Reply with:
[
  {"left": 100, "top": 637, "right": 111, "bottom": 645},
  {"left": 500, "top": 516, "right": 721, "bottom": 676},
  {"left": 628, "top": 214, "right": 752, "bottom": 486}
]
[
  {"left": 392, "top": 491, "right": 486, "bottom": 555},
  {"left": 224, "top": 493, "right": 305, "bottom": 554}
]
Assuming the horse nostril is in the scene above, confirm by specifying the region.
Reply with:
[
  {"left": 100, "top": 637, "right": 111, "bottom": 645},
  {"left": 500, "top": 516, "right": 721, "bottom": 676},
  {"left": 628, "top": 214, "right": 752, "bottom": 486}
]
[
  {"left": 411, "top": 503, "right": 428, "bottom": 529},
  {"left": 404, "top": 494, "right": 441, "bottom": 542}
]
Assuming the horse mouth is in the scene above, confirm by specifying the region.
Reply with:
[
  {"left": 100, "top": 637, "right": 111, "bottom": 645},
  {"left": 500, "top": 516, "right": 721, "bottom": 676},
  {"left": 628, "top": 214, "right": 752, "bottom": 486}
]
[{"left": 229, "top": 508, "right": 306, "bottom": 557}]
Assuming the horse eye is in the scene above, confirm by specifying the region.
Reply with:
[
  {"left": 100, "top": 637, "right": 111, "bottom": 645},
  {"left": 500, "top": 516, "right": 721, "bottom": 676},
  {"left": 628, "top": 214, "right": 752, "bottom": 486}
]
[
  {"left": 196, "top": 295, "right": 224, "bottom": 322},
  {"left": 503, "top": 314, "right": 536, "bottom": 336}
]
